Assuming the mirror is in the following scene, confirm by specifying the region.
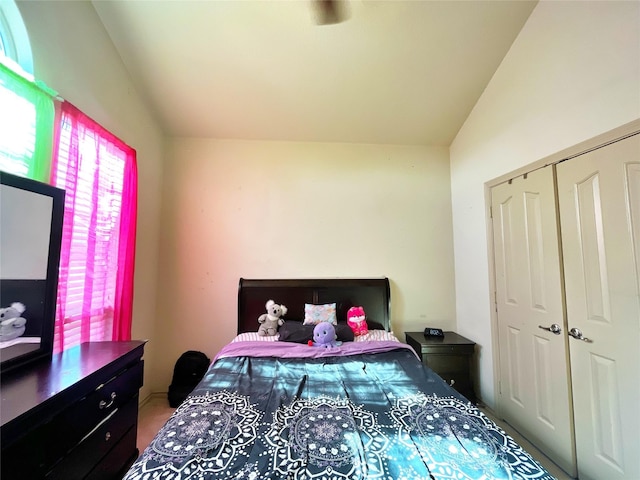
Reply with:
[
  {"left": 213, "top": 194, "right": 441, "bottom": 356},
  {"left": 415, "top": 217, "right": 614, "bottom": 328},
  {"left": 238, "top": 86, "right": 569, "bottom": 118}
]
[{"left": 0, "top": 171, "right": 64, "bottom": 374}]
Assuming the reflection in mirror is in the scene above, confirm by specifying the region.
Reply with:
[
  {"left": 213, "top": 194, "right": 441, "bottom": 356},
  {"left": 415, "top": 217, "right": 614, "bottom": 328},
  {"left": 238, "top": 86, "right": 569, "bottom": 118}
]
[{"left": 0, "top": 171, "right": 64, "bottom": 373}]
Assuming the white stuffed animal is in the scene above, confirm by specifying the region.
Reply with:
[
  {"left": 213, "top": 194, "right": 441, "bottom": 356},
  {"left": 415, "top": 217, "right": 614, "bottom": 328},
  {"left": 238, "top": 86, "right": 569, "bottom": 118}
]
[
  {"left": 0, "top": 302, "right": 27, "bottom": 342},
  {"left": 257, "top": 300, "right": 287, "bottom": 336}
]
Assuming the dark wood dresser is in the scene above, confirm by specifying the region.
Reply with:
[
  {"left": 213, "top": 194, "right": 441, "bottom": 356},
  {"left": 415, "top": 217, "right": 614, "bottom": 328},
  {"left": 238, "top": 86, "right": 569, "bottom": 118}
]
[
  {"left": 1, "top": 341, "right": 146, "bottom": 480},
  {"left": 405, "top": 331, "right": 476, "bottom": 403}
]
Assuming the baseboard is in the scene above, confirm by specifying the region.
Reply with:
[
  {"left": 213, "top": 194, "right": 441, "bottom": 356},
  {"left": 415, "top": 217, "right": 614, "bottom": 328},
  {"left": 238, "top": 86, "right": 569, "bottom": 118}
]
[{"left": 139, "top": 391, "right": 168, "bottom": 409}]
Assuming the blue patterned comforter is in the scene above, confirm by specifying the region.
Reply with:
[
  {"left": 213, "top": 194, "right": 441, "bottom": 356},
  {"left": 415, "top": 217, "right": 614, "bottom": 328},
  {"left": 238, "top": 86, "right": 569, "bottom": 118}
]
[{"left": 124, "top": 342, "right": 553, "bottom": 480}]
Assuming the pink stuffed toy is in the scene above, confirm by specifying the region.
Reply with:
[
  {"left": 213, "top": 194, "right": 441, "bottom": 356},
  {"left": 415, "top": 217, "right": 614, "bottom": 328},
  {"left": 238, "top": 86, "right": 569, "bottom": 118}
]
[{"left": 347, "top": 306, "right": 368, "bottom": 336}]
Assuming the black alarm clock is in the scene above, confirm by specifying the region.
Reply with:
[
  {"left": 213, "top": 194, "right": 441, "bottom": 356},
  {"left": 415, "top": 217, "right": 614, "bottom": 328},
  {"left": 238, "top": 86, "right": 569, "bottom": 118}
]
[{"left": 424, "top": 327, "right": 444, "bottom": 338}]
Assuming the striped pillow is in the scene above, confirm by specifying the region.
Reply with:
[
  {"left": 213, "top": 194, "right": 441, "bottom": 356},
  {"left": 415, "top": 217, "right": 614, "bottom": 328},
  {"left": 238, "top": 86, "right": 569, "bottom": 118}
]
[
  {"left": 231, "top": 332, "right": 280, "bottom": 343},
  {"left": 353, "top": 330, "right": 399, "bottom": 342}
]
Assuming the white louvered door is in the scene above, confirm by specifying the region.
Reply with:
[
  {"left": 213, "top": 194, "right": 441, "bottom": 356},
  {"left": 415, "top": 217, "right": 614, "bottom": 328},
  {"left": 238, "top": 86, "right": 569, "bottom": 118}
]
[
  {"left": 556, "top": 133, "right": 640, "bottom": 480},
  {"left": 491, "top": 167, "right": 576, "bottom": 476}
]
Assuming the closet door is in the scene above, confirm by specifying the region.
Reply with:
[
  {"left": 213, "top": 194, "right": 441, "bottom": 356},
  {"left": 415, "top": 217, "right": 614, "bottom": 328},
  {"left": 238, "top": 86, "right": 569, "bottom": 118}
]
[
  {"left": 556, "top": 133, "right": 640, "bottom": 480},
  {"left": 491, "top": 166, "right": 576, "bottom": 476}
]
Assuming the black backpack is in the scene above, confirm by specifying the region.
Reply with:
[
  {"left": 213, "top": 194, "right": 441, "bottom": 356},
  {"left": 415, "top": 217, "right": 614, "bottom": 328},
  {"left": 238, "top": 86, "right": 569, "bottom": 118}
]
[{"left": 168, "top": 350, "right": 211, "bottom": 407}]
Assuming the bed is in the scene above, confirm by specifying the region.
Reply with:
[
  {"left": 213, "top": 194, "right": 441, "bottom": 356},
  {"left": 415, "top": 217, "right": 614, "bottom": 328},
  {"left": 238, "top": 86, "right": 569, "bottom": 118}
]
[{"left": 124, "top": 277, "right": 553, "bottom": 480}]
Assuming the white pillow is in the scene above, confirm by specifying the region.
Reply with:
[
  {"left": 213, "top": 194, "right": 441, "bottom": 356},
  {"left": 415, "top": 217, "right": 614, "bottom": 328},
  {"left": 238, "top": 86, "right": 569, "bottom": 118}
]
[{"left": 303, "top": 303, "right": 338, "bottom": 325}]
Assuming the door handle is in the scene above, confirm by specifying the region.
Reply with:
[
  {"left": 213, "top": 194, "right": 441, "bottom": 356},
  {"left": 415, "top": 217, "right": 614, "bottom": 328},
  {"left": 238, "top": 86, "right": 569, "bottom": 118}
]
[
  {"left": 538, "top": 323, "right": 562, "bottom": 335},
  {"left": 568, "top": 327, "right": 592, "bottom": 343}
]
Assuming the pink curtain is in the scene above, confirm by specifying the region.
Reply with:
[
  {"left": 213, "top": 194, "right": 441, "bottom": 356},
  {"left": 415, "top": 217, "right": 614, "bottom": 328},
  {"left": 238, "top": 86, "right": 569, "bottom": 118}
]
[
  {"left": 51, "top": 101, "right": 137, "bottom": 352},
  {"left": 113, "top": 147, "right": 138, "bottom": 341}
]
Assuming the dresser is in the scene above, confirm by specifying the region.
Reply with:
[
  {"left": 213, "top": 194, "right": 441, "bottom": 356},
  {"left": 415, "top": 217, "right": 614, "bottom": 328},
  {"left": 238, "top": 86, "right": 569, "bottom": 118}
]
[
  {"left": 1, "top": 341, "right": 146, "bottom": 480},
  {"left": 405, "top": 331, "right": 476, "bottom": 403}
]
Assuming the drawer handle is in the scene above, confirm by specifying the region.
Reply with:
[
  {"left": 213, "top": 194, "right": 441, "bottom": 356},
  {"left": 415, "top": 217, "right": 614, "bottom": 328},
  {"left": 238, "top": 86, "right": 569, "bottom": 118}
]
[
  {"left": 105, "top": 432, "right": 111, "bottom": 441},
  {"left": 99, "top": 391, "right": 116, "bottom": 409}
]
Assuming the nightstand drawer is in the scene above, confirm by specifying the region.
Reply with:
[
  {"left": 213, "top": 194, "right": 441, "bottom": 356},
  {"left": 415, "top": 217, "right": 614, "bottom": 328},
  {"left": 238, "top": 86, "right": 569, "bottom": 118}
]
[
  {"left": 419, "top": 344, "right": 475, "bottom": 356},
  {"left": 438, "top": 373, "right": 474, "bottom": 402},
  {"left": 422, "top": 353, "right": 470, "bottom": 374},
  {"left": 437, "top": 371, "right": 472, "bottom": 390}
]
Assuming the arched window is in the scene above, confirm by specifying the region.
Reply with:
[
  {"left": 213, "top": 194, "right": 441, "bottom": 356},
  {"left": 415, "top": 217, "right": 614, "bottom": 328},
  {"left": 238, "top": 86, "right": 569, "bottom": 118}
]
[
  {"left": 0, "top": 1, "right": 53, "bottom": 182},
  {"left": 0, "top": 0, "right": 33, "bottom": 76},
  {"left": 0, "top": 3, "right": 137, "bottom": 354}
]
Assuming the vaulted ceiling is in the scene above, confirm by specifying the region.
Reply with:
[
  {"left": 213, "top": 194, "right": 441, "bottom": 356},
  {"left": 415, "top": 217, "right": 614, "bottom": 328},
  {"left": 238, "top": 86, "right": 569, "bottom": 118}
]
[{"left": 93, "top": 0, "right": 537, "bottom": 146}]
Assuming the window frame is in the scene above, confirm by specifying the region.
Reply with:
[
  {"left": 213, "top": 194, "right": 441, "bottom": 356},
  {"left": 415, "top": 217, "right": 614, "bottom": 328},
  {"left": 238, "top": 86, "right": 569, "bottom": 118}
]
[{"left": 0, "top": 0, "right": 33, "bottom": 76}]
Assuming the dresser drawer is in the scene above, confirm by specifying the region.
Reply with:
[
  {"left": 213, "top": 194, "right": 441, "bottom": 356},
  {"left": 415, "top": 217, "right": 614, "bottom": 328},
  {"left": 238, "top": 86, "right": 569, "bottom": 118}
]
[
  {"left": 56, "top": 360, "right": 143, "bottom": 450},
  {"left": 1, "top": 421, "right": 54, "bottom": 479},
  {"left": 46, "top": 396, "right": 139, "bottom": 480},
  {"left": 85, "top": 427, "right": 138, "bottom": 480}
]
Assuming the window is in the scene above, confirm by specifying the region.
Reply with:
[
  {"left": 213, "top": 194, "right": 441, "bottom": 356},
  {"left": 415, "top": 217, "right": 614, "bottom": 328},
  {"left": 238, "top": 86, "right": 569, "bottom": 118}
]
[
  {"left": 0, "top": 5, "right": 137, "bottom": 353},
  {"left": 52, "top": 102, "right": 137, "bottom": 352},
  {"left": 0, "top": 0, "right": 33, "bottom": 75},
  {"left": 0, "top": 62, "right": 55, "bottom": 181},
  {"left": 0, "top": 3, "right": 54, "bottom": 182}
]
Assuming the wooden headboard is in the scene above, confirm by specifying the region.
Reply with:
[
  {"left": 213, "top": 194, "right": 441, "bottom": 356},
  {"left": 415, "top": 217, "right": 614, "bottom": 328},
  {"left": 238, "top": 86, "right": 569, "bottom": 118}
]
[{"left": 237, "top": 278, "right": 391, "bottom": 335}]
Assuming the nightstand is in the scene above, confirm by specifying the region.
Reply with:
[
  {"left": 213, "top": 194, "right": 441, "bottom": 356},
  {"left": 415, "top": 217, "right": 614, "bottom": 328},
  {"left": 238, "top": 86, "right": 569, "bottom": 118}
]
[{"left": 405, "top": 331, "right": 476, "bottom": 403}]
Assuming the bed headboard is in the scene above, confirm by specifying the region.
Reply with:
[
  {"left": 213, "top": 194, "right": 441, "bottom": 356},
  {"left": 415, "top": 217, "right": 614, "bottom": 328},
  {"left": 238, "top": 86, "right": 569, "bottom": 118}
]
[{"left": 237, "top": 278, "right": 391, "bottom": 335}]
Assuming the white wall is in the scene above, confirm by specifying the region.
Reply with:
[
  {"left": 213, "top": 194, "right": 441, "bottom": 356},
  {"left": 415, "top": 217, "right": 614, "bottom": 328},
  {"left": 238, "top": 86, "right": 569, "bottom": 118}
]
[
  {"left": 450, "top": 0, "right": 640, "bottom": 408},
  {"left": 17, "top": 1, "right": 165, "bottom": 399},
  {"left": 154, "top": 139, "right": 456, "bottom": 390}
]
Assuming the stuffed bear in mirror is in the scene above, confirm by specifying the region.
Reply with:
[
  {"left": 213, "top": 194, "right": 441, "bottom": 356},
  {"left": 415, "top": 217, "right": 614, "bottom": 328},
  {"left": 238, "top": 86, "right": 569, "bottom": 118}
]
[{"left": 0, "top": 302, "right": 27, "bottom": 342}]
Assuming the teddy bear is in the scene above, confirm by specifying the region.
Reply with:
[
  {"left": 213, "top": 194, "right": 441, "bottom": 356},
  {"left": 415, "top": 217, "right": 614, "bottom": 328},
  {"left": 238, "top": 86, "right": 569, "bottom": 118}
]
[
  {"left": 308, "top": 322, "right": 342, "bottom": 348},
  {"left": 257, "top": 299, "right": 287, "bottom": 336},
  {"left": 347, "top": 306, "right": 368, "bottom": 336},
  {"left": 0, "top": 302, "right": 28, "bottom": 342}
]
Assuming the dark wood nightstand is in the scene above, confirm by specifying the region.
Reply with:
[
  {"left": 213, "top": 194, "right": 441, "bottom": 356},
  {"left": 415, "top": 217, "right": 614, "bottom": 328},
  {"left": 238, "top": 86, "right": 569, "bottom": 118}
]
[{"left": 405, "top": 331, "right": 476, "bottom": 403}]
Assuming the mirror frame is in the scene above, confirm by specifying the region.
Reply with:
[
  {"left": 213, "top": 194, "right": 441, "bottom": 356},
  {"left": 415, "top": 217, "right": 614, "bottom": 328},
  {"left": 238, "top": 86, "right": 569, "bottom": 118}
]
[{"left": 0, "top": 171, "right": 65, "bottom": 374}]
